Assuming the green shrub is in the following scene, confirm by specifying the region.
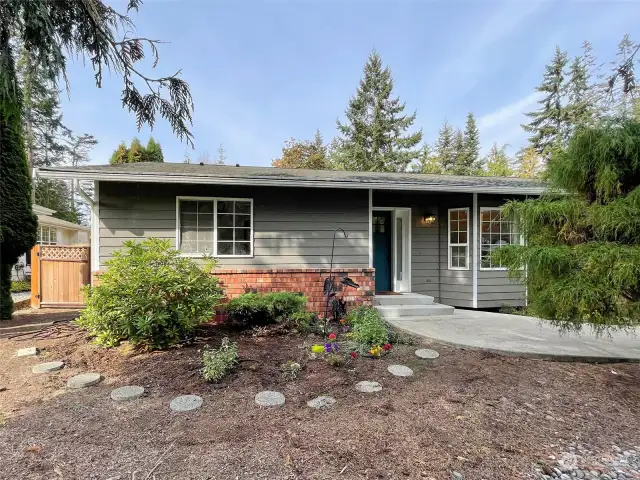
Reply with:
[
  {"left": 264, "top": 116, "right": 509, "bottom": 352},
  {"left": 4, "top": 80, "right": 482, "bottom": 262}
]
[
  {"left": 325, "top": 353, "right": 345, "bottom": 367},
  {"left": 345, "top": 306, "right": 389, "bottom": 346},
  {"left": 201, "top": 337, "right": 238, "bottom": 382},
  {"left": 10, "top": 280, "right": 30, "bottom": 292},
  {"left": 225, "top": 291, "right": 307, "bottom": 328},
  {"left": 76, "top": 238, "right": 223, "bottom": 350}
]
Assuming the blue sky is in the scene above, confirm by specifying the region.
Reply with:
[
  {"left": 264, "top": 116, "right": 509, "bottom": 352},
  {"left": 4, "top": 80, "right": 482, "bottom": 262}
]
[{"left": 60, "top": 0, "right": 640, "bottom": 166}]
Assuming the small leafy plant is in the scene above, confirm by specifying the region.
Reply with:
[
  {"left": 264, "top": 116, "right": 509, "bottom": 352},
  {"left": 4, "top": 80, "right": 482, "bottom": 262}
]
[
  {"left": 10, "top": 280, "right": 30, "bottom": 293},
  {"left": 345, "top": 306, "right": 390, "bottom": 346},
  {"left": 201, "top": 337, "right": 238, "bottom": 382},
  {"left": 225, "top": 292, "right": 307, "bottom": 328},
  {"left": 280, "top": 360, "right": 302, "bottom": 380},
  {"left": 325, "top": 353, "right": 345, "bottom": 367}
]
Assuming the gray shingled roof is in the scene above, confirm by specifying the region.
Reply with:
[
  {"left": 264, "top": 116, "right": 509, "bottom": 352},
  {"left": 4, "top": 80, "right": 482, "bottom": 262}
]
[{"left": 38, "top": 162, "right": 546, "bottom": 194}]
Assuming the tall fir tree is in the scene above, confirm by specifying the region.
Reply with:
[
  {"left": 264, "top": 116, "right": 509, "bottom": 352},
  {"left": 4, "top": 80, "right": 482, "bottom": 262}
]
[
  {"left": 450, "top": 129, "right": 465, "bottom": 174},
  {"left": 65, "top": 133, "right": 97, "bottom": 224},
  {"left": 433, "top": 120, "right": 455, "bottom": 171},
  {"left": 215, "top": 143, "right": 226, "bottom": 165},
  {"left": 522, "top": 47, "right": 569, "bottom": 155},
  {"left": 336, "top": 50, "right": 422, "bottom": 172},
  {"left": 110, "top": 142, "right": 129, "bottom": 164},
  {"left": 611, "top": 35, "right": 638, "bottom": 118},
  {"left": 566, "top": 44, "right": 595, "bottom": 132},
  {"left": 127, "top": 137, "right": 145, "bottom": 163},
  {"left": 411, "top": 143, "right": 442, "bottom": 174},
  {"left": 145, "top": 137, "right": 164, "bottom": 162},
  {"left": 516, "top": 146, "right": 542, "bottom": 179},
  {"left": 462, "top": 112, "right": 481, "bottom": 173}
]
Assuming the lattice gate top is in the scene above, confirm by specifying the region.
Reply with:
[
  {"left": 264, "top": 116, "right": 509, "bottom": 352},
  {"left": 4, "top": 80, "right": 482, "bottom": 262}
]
[{"left": 40, "top": 245, "right": 90, "bottom": 261}]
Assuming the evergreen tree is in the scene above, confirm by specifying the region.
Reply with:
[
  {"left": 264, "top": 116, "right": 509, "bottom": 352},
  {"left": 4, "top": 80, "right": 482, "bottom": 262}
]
[
  {"left": 494, "top": 120, "right": 640, "bottom": 330},
  {"left": 145, "top": 137, "right": 164, "bottom": 162},
  {"left": 272, "top": 130, "right": 329, "bottom": 170},
  {"left": 110, "top": 142, "right": 129, "bottom": 164},
  {"left": 35, "top": 179, "right": 78, "bottom": 223},
  {"left": 215, "top": 144, "right": 226, "bottom": 165},
  {"left": 411, "top": 144, "right": 442, "bottom": 174},
  {"left": 433, "top": 120, "right": 455, "bottom": 171},
  {"left": 483, "top": 143, "right": 515, "bottom": 177},
  {"left": 522, "top": 47, "right": 569, "bottom": 155},
  {"left": 65, "top": 133, "right": 97, "bottom": 224},
  {"left": 0, "top": 38, "right": 38, "bottom": 318},
  {"left": 127, "top": 138, "right": 145, "bottom": 163},
  {"left": 611, "top": 35, "right": 638, "bottom": 118},
  {"left": 516, "top": 146, "right": 542, "bottom": 179},
  {"left": 449, "top": 129, "right": 466, "bottom": 175},
  {"left": 462, "top": 112, "right": 481, "bottom": 173},
  {"left": 336, "top": 50, "right": 422, "bottom": 172},
  {"left": 566, "top": 45, "right": 595, "bottom": 132}
]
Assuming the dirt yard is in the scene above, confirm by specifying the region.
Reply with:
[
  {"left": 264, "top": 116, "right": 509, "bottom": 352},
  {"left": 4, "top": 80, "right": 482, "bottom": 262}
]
[{"left": 1, "top": 309, "right": 639, "bottom": 480}]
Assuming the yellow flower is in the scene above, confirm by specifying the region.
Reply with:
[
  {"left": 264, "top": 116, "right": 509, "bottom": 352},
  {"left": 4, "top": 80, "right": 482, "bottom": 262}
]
[{"left": 311, "top": 345, "right": 325, "bottom": 353}]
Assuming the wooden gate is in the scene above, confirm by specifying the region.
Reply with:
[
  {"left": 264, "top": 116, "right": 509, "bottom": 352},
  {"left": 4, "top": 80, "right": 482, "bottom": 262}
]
[{"left": 31, "top": 245, "right": 91, "bottom": 308}]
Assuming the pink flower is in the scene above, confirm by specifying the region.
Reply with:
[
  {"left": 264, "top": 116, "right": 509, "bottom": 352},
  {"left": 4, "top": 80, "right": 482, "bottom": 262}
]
[
  {"left": 328, "top": 332, "right": 336, "bottom": 340},
  {"left": 383, "top": 343, "right": 392, "bottom": 351},
  {"left": 350, "top": 351, "right": 358, "bottom": 359}
]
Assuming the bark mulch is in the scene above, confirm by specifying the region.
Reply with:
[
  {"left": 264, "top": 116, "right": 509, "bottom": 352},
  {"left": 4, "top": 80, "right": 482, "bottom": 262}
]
[{"left": 0, "top": 309, "right": 639, "bottom": 480}]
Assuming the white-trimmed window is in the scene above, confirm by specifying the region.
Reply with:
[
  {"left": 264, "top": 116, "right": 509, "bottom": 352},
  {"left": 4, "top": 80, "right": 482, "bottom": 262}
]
[
  {"left": 448, "top": 208, "right": 469, "bottom": 270},
  {"left": 177, "top": 197, "right": 253, "bottom": 257},
  {"left": 480, "top": 207, "right": 520, "bottom": 270},
  {"left": 37, "top": 226, "right": 57, "bottom": 245}
]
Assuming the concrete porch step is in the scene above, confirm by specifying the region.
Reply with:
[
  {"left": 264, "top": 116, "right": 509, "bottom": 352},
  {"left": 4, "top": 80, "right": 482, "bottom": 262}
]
[
  {"left": 373, "top": 293, "right": 435, "bottom": 306},
  {"left": 376, "top": 303, "right": 455, "bottom": 318}
]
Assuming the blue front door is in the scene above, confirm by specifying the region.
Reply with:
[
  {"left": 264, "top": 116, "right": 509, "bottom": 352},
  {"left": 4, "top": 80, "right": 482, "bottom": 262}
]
[{"left": 373, "top": 211, "right": 392, "bottom": 292}]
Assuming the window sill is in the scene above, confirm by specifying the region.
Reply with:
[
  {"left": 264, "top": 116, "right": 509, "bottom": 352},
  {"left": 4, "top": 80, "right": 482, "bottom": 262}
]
[
  {"left": 179, "top": 253, "right": 254, "bottom": 259},
  {"left": 448, "top": 267, "right": 469, "bottom": 271}
]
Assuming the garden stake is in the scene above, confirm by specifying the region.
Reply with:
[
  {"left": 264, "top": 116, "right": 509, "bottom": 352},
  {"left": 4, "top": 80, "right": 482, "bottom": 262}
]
[{"left": 323, "top": 228, "right": 347, "bottom": 334}]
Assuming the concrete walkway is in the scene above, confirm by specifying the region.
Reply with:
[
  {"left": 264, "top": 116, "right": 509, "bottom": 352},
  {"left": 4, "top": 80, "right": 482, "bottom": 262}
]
[{"left": 387, "top": 310, "right": 640, "bottom": 362}]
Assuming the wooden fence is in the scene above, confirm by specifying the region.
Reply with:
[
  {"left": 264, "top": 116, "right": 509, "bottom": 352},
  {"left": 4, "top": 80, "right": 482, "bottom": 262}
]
[{"left": 31, "top": 245, "right": 91, "bottom": 308}]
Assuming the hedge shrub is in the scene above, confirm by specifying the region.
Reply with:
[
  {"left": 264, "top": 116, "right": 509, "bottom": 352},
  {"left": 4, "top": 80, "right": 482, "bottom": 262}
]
[
  {"left": 77, "top": 238, "right": 223, "bottom": 350},
  {"left": 225, "top": 291, "right": 307, "bottom": 328}
]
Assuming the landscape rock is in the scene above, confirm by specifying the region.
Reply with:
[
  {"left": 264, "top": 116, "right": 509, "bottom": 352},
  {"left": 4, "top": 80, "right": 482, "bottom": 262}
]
[
  {"left": 255, "top": 390, "right": 285, "bottom": 407},
  {"left": 387, "top": 364, "right": 414, "bottom": 377},
  {"left": 110, "top": 385, "right": 145, "bottom": 401},
  {"left": 307, "top": 396, "right": 336, "bottom": 409},
  {"left": 31, "top": 361, "right": 64, "bottom": 374},
  {"left": 17, "top": 347, "right": 39, "bottom": 357},
  {"left": 355, "top": 380, "right": 382, "bottom": 393},
  {"left": 67, "top": 372, "right": 102, "bottom": 389},
  {"left": 170, "top": 395, "right": 203, "bottom": 412}
]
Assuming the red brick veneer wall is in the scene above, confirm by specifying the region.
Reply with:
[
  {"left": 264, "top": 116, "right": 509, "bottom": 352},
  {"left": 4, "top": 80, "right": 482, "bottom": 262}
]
[
  {"left": 93, "top": 268, "right": 375, "bottom": 315},
  {"left": 214, "top": 268, "right": 375, "bottom": 314}
]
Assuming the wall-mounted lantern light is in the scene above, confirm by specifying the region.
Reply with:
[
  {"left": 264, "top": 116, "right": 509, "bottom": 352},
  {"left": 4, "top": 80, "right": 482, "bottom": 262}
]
[{"left": 422, "top": 214, "right": 437, "bottom": 226}]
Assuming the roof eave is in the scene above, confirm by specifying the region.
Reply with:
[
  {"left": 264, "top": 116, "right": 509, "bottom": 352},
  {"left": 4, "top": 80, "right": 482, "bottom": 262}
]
[{"left": 37, "top": 169, "right": 546, "bottom": 196}]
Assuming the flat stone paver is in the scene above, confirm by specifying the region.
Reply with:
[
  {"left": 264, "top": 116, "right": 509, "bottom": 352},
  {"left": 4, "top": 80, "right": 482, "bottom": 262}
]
[
  {"left": 32, "top": 361, "right": 64, "bottom": 374},
  {"left": 355, "top": 380, "right": 382, "bottom": 393},
  {"left": 17, "top": 347, "right": 39, "bottom": 357},
  {"left": 386, "top": 310, "right": 640, "bottom": 362},
  {"left": 255, "top": 391, "right": 285, "bottom": 407},
  {"left": 415, "top": 348, "right": 440, "bottom": 359},
  {"left": 307, "top": 396, "right": 336, "bottom": 409},
  {"left": 67, "top": 373, "right": 102, "bottom": 389},
  {"left": 170, "top": 395, "right": 203, "bottom": 412},
  {"left": 387, "top": 364, "right": 413, "bottom": 377},
  {"left": 111, "top": 385, "right": 145, "bottom": 401}
]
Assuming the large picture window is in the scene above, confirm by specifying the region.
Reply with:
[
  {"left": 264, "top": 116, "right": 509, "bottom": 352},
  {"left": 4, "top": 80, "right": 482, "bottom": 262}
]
[
  {"left": 448, "top": 208, "right": 469, "bottom": 270},
  {"left": 480, "top": 208, "right": 520, "bottom": 269},
  {"left": 177, "top": 197, "right": 253, "bottom": 257}
]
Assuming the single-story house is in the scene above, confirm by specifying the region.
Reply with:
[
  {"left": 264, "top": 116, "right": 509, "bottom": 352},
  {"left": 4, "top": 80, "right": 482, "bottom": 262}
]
[
  {"left": 12, "top": 204, "right": 90, "bottom": 280},
  {"left": 37, "top": 163, "right": 544, "bottom": 314}
]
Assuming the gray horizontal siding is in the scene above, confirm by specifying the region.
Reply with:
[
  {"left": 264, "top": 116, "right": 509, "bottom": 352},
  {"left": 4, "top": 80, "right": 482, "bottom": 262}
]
[
  {"left": 98, "top": 182, "right": 369, "bottom": 269},
  {"left": 476, "top": 194, "right": 527, "bottom": 307}
]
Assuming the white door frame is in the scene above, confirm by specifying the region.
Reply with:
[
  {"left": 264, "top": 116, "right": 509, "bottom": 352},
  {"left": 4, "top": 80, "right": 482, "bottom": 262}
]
[{"left": 372, "top": 207, "right": 412, "bottom": 293}]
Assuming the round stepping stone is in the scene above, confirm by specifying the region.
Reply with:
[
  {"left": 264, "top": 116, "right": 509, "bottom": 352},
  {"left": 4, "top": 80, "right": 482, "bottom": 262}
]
[
  {"left": 31, "top": 361, "right": 64, "bottom": 374},
  {"left": 355, "top": 380, "right": 382, "bottom": 393},
  {"left": 387, "top": 364, "right": 414, "bottom": 377},
  {"left": 415, "top": 348, "right": 440, "bottom": 359},
  {"left": 110, "top": 385, "right": 145, "bottom": 401},
  {"left": 67, "top": 372, "right": 102, "bottom": 389},
  {"left": 255, "top": 390, "right": 285, "bottom": 407},
  {"left": 170, "top": 394, "right": 203, "bottom": 412},
  {"left": 307, "top": 395, "right": 336, "bottom": 409}
]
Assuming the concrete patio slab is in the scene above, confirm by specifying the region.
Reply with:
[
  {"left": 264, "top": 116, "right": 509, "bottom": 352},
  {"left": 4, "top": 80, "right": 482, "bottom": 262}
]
[{"left": 386, "top": 310, "right": 640, "bottom": 362}]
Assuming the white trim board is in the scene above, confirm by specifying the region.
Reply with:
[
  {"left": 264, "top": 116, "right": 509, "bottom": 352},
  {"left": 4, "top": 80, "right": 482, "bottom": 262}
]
[
  {"left": 472, "top": 193, "right": 478, "bottom": 308},
  {"left": 91, "top": 181, "right": 100, "bottom": 276}
]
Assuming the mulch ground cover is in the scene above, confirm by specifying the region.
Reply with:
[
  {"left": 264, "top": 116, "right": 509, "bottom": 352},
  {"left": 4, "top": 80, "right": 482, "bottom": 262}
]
[{"left": 1, "top": 308, "right": 639, "bottom": 480}]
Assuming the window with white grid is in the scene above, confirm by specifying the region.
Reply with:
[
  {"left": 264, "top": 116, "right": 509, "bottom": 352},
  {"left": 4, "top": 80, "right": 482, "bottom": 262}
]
[
  {"left": 448, "top": 208, "right": 469, "bottom": 270},
  {"left": 37, "top": 226, "right": 57, "bottom": 245},
  {"left": 177, "top": 197, "right": 253, "bottom": 257},
  {"left": 480, "top": 208, "right": 520, "bottom": 269}
]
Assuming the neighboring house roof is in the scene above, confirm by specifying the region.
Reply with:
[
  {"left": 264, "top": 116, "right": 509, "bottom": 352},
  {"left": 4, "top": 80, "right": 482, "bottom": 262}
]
[
  {"left": 32, "top": 204, "right": 57, "bottom": 216},
  {"left": 38, "top": 214, "right": 90, "bottom": 232},
  {"left": 37, "top": 162, "right": 546, "bottom": 195}
]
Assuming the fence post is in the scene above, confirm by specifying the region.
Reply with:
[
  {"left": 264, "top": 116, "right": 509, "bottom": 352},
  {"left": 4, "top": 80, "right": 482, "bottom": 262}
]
[{"left": 30, "top": 245, "right": 40, "bottom": 309}]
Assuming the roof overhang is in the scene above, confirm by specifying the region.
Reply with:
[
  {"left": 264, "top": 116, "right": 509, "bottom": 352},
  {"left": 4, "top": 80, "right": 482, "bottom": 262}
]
[{"left": 37, "top": 169, "right": 547, "bottom": 196}]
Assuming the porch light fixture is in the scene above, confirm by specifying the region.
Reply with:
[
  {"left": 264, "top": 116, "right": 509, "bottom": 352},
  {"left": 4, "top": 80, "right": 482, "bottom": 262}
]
[{"left": 422, "top": 214, "right": 437, "bottom": 226}]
